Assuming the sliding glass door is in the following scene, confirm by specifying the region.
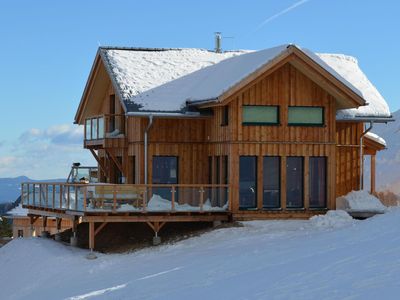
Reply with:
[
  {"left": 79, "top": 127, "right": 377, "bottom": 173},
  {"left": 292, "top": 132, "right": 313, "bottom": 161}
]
[
  {"left": 263, "top": 156, "right": 280, "bottom": 208},
  {"left": 309, "top": 157, "right": 327, "bottom": 208},
  {"left": 286, "top": 157, "right": 304, "bottom": 208},
  {"left": 239, "top": 156, "right": 257, "bottom": 209},
  {"left": 152, "top": 156, "right": 178, "bottom": 201}
]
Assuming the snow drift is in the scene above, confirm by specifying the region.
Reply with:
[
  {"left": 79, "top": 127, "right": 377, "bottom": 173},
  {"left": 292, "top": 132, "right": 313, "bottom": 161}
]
[{"left": 336, "top": 190, "right": 387, "bottom": 213}]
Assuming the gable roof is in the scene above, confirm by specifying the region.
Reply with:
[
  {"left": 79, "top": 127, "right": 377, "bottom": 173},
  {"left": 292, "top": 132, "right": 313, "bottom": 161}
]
[{"left": 78, "top": 44, "right": 391, "bottom": 122}]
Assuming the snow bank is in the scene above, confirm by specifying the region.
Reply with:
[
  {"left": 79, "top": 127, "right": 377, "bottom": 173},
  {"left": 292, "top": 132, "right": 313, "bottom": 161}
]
[
  {"left": 310, "top": 210, "right": 355, "bottom": 229},
  {"left": 3, "top": 208, "right": 400, "bottom": 299},
  {"left": 336, "top": 190, "right": 387, "bottom": 213}
]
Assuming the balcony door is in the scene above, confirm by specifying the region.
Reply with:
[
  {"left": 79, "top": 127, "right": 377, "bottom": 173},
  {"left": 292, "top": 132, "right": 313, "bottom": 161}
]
[{"left": 152, "top": 156, "right": 178, "bottom": 201}]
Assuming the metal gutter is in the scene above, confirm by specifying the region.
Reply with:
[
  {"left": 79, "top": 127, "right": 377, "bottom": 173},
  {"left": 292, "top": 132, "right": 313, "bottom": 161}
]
[{"left": 144, "top": 115, "right": 154, "bottom": 185}]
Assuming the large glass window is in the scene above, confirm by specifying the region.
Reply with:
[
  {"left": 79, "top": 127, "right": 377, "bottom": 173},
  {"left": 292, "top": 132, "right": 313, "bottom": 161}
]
[
  {"left": 242, "top": 106, "right": 279, "bottom": 125},
  {"left": 85, "top": 119, "right": 91, "bottom": 140},
  {"left": 152, "top": 156, "right": 178, "bottom": 184},
  {"left": 152, "top": 156, "right": 178, "bottom": 201},
  {"left": 309, "top": 157, "right": 327, "bottom": 208},
  {"left": 288, "top": 106, "right": 324, "bottom": 126},
  {"left": 286, "top": 157, "right": 304, "bottom": 208},
  {"left": 239, "top": 156, "right": 257, "bottom": 209},
  {"left": 263, "top": 156, "right": 281, "bottom": 208}
]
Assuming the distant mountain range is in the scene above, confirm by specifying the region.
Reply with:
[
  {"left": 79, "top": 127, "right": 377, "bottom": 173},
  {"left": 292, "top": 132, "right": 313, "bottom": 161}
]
[{"left": 0, "top": 176, "right": 65, "bottom": 204}]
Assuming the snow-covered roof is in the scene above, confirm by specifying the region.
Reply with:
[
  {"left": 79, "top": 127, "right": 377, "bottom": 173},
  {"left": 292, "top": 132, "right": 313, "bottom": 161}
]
[
  {"left": 100, "top": 45, "right": 391, "bottom": 119},
  {"left": 365, "top": 132, "right": 387, "bottom": 147},
  {"left": 6, "top": 204, "right": 28, "bottom": 217},
  {"left": 317, "top": 54, "right": 391, "bottom": 120}
]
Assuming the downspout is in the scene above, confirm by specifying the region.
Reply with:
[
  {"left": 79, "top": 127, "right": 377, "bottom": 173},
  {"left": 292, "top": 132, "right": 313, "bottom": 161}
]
[
  {"left": 144, "top": 115, "right": 154, "bottom": 184},
  {"left": 359, "top": 121, "right": 373, "bottom": 189}
]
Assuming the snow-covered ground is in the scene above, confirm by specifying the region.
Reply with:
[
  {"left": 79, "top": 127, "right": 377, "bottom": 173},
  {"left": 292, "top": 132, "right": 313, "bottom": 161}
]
[{"left": 2, "top": 209, "right": 400, "bottom": 300}]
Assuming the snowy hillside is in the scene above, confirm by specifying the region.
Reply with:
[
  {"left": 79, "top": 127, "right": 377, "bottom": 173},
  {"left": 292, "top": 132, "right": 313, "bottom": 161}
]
[
  {"left": 370, "top": 109, "right": 400, "bottom": 193},
  {"left": 2, "top": 210, "right": 400, "bottom": 299}
]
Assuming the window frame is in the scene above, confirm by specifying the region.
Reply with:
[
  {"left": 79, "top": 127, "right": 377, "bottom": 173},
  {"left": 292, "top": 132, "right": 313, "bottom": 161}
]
[
  {"left": 287, "top": 106, "right": 325, "bottom": 127},
  {"left": 242, "top": 105, "right": 280, "bottom": 126}
]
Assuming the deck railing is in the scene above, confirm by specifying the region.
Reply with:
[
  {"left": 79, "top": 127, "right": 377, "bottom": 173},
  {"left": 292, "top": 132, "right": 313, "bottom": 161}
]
[
  {"left": 84, "top": 114, "right": 125, "bottom": 141},
  {"left": 21, "top": 183, "right": 230, "bottom": 213}
]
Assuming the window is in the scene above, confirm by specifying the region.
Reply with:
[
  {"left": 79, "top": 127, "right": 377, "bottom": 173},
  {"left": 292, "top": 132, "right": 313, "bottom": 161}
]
[
  {"left": 221, "top": 106, "right": 229, "bottom": 126},
  {"left": 263, "top": 156, "right": 281, "bottom": 209},
  {"left": 109, "top": 94, "right": 116, "bottom": 132},
  {"left": 85, "top": 119, "right": 91, "bottom": 140},
  {"left": 309, "top": 157, "right": 327, "bottom": 208},
  {"left": 286, "top": 157, "right": 304, "bottom": 208},
  {"left": 242, "top": 105, "right": 279, "bottom": 125},
  {"left": 239, "top": 156, "right": 257, "bottom": 209},
  {"left": 152, "top": 156, "right": 178, "bottom": 201},
  {"left": 288, "top": 106, "right": 324, "bottom": 126}
]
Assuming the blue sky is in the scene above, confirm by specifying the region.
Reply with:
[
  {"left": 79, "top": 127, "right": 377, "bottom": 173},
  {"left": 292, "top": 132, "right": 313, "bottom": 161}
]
[{"left": 0, "top": 0, "right": 399, "bottom": 179}]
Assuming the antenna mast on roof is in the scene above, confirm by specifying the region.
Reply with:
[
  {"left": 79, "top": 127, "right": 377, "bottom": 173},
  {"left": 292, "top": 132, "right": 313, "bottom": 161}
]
[{"left": 214, "top": 32, "right": 222, "bottom": 53}]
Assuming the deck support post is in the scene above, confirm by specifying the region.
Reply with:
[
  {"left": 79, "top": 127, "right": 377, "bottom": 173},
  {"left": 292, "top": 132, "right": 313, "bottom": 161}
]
[
  {"left": 146, "top": 221, "right": 166, "bottom": 245},
  {"left": 70, "top": 217, "right": 79, "bottom": 247},
  {"left": 40, "top": 216, "right": 50, "bottom": 238},
  {"left": 89, "top": 222, "right": 95, "bottom": 250},
  {"left": 29, "top": 215, "right": 39, "bottom": 237}
]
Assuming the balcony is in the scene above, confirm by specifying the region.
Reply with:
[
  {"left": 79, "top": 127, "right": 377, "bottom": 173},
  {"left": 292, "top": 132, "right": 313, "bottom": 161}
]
[
  {"left": 21, "top": 183, "right": 230, "bottom": 215},
  {"left": 84, "top": 114, "right": 126, "bottom": 149}
]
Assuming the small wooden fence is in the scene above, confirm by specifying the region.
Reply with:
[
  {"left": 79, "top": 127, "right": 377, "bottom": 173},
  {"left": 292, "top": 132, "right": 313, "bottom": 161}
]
[{"left": 21, "top": 183, "right": 230, "bottom": 214}]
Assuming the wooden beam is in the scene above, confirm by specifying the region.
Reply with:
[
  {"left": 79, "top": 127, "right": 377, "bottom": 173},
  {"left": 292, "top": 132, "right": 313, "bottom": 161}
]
[
  {"left": 83, "top": 214, "right": 229, "bottom": 223},
  {"left": 89, "top": 222, "right": 95, "bottom": 250},
  {"left": 95, "top": 222, "right": 108, "bottom": 237},
  {"left": 106, "top": 149, "right": 125, "bottom": 178},
  {"left": 89, "top": 149, "right": 108, "bottom": 175}
]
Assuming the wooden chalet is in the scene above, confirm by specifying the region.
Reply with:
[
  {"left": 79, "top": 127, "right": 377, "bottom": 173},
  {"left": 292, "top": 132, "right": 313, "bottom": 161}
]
[{"left": 21, "top": 44, "right": 392, "bottom": 249}]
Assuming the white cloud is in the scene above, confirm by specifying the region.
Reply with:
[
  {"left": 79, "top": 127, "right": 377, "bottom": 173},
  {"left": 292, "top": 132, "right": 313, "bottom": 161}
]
[{"left": 1, "top": 124, "right": 94, "bottom": 179}]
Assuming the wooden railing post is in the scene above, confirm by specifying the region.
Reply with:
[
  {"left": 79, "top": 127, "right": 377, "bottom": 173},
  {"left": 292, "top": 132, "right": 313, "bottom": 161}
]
[
  {"left": 199, "top": 186, "right": 204, "bottom": 212},
  {"left": 67, "top": 186, "right": 70, "bottom": 209},
  {"left": 113, "top": 185, "right": 117, "bottom": 212},
  {"left": 83, "top": 186, "right": 87, "bottom": 212},
  {"left": 33, "top": 184, "right": 36, "bottom": 206},
  {"left": 171, "top": 186, "right": 176, "bottom": 211},
  {"left": 39, "top": 184, "right": 42, "bottom": 207},
  {"left": 143, "top": 187, "right": 147, "bottom": 213},
  {"left": 75, "top": 186, "right": 78, "bottom": 211},
  {"left": 52, "top": 184, "right": 55, "bottom": 209},
  {"left": 45, "top": 184, "right": 49, "bottom": 208},
  {"left": 59, "top": 185, "right": 63, "bottom": 209}
]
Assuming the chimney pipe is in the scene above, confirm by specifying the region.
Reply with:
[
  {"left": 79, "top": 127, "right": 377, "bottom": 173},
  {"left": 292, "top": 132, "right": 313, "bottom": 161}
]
[{"left": 214, "top": 32, "right": 222, "bottom": 53}]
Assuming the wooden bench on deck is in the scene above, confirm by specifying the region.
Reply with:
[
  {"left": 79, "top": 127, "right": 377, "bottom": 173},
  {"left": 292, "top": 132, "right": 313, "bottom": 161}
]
[{"left": 89, "top": 185, "right": 146, "bottom": 211}]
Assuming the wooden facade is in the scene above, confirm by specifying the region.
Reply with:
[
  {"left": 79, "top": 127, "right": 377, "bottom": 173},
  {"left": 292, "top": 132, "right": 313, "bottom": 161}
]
[
  {"left": 76, "top": 58, "right": 376, "bottom": 220},
  {"left": 21, "top": 46, "right": 389, "bottom": 249}
]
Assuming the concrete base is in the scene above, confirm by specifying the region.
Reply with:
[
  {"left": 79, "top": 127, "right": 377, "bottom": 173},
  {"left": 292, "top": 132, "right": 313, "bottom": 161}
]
[
  {"left": 213, "top": 220, "right": 222, "bottom": 228},
  {"left": 70, "top": 236, "right": 78, "bottom": 247},
  {"left": 86, "top": 251, "right": 97, "bottom": 260},
  {"left": 54, "top": 233, "right": 62, "bottom": 242},
  {"left": 40, "top": 231, "right": 50, "bottom": 238},
  {"left": 152, "top": 236, "right": 161, "bottom": 246}
]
